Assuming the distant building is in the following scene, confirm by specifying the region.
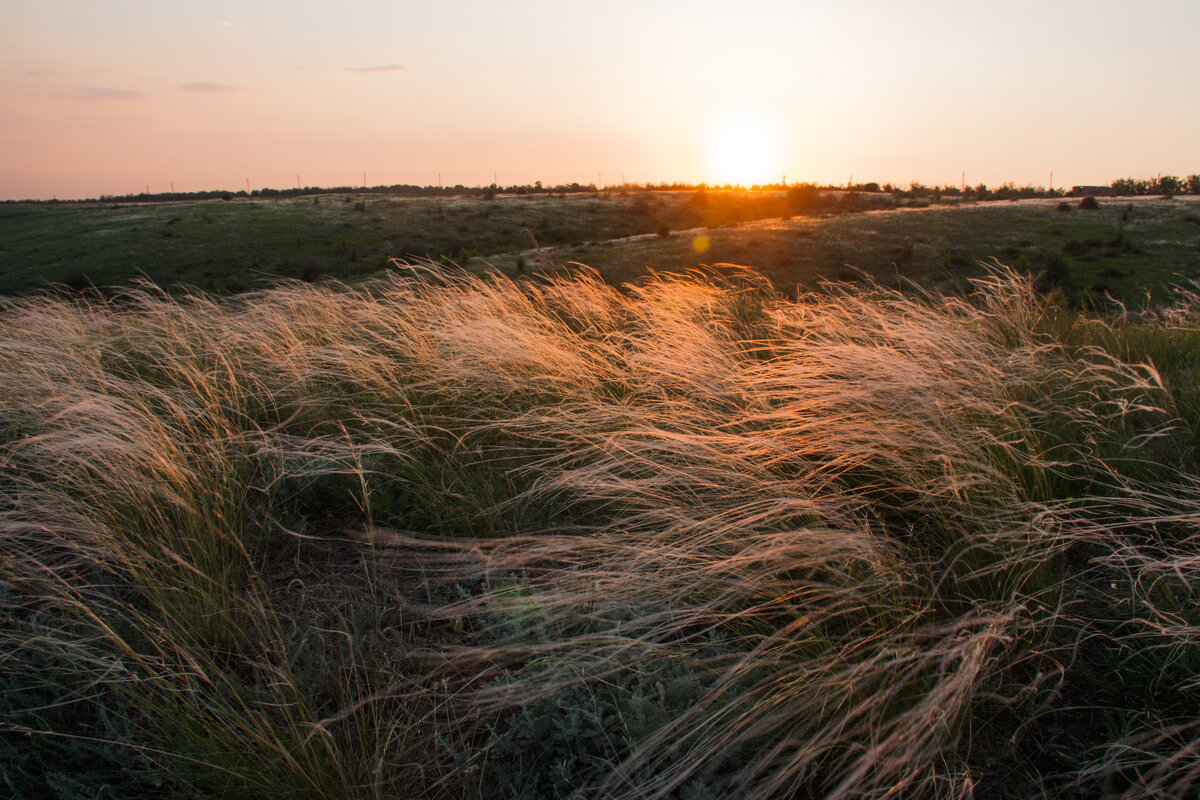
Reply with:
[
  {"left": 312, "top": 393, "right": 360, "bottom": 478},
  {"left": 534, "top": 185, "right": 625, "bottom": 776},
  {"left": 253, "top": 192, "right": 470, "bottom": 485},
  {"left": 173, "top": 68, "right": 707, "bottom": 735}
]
[{"left": 1069, "top": 185, "right": 1118, "bottom": 197}]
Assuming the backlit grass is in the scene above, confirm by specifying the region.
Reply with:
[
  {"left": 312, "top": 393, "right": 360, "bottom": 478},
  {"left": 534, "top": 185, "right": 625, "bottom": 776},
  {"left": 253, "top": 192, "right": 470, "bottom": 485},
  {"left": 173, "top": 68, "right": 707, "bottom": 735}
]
[{"left": 2, "top": 263, "right": 1198, "bottom": 798}]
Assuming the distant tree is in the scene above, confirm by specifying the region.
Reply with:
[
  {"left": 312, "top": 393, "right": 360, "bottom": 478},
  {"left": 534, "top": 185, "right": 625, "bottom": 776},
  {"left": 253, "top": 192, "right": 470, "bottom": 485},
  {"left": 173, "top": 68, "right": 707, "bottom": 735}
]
[
  {"left": 1111, "top": 178, "right": 1137, "bottom": 196},
  {"left": 1188, "top": 175, "right": 1200, "bottom": 195},
  {"left": 970, "top": 184, "right": 993, "bottom": 201},
  {"left": 786, "top": 183, "right": 821, "bottom": 212}
]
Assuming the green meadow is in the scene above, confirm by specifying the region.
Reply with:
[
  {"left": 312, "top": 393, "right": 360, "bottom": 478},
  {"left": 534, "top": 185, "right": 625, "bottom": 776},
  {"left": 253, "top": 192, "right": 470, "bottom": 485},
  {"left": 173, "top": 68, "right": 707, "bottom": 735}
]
[
  {"left": 4, "top": 192, "right": 1200, "bottom": 305},
  {"left": 3, "top": 193, "right": 1200, "bottom": 799}
]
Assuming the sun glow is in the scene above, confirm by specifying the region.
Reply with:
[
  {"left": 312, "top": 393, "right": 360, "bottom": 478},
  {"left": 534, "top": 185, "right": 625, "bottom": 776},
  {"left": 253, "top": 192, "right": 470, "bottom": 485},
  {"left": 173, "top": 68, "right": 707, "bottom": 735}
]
[{"left": 701, "top": 112, "right": 784, "bottom": 186}]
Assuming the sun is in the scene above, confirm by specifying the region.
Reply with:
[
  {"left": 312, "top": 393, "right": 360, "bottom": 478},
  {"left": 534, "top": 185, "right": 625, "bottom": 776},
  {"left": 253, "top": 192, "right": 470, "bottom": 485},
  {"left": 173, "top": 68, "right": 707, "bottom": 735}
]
[{"left": 701, "top": 112, "right": 783, "bottom": 187}]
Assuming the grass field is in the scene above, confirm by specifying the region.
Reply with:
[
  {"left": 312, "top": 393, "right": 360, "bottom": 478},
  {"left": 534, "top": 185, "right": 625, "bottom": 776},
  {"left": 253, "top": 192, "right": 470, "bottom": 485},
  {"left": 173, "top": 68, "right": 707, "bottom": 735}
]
[
  {"left": 3, "top": 263, "right": 1199, "bottom": 799},
  {"left": 0, "top": 191, "right": 783, "bottom": 295},
  {"left": 5, "top": 192, "right": 1200, "bottom": 307},
  {"left": 483, "top": 196, "right": 1200, "bottom": 306}
]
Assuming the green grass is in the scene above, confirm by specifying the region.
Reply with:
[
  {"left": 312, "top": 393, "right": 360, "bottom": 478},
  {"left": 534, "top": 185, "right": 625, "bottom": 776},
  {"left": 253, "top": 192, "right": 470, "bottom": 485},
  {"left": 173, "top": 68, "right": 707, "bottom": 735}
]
[
  {"left": 0, "top": 191, "right": 784, "bottom": 295},
  {"left": 499, "top": 197, "right": 1200, "bottom": 306},
  {"left": 7, "top": 194, "right": 1200, "bottom": 307},
  {"left": 2, "top": 264, "right": 1199, "bottom": 798}
]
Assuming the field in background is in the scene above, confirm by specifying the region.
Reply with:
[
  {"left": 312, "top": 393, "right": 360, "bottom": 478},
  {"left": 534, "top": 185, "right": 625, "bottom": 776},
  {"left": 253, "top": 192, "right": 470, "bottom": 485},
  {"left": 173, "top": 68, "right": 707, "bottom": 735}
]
[
  {"left": 4, "top": 192, "right": 1200, "bottom": 306},
  {"left": 3, "top": 264, "right": 1199, "bottom": 799},
  {"left": 0, "top": 191, "right": 782, "bottom": 294}
]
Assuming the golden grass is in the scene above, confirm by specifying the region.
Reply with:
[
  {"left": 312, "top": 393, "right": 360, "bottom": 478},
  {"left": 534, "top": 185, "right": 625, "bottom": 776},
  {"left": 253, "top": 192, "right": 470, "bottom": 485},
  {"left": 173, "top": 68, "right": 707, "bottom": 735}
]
[{"left": 2, "top": 264, "right": 1198, "bottom": 799}]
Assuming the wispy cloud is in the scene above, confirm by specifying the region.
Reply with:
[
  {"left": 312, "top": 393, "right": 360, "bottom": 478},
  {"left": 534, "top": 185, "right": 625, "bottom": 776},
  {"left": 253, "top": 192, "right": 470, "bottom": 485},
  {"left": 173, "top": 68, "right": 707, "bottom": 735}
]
[
  {"left": 73, "top": 87, "right": 143, "bottom": 101},
  {"left": 343, "top": 64, "right": 407, "bottom": 74},
  {"left": 215, "top": 20, "right": 233, "bottom": 27},
  {"left": 179, "top": 82, "right": 235, "bottom": 92}
]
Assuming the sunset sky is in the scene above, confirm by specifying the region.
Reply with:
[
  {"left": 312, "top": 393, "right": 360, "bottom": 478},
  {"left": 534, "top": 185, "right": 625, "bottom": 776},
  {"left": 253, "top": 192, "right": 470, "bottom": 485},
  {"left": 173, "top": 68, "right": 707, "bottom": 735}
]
[{"left": 2, "top": 0, "right": 1197, "bottom": 200}]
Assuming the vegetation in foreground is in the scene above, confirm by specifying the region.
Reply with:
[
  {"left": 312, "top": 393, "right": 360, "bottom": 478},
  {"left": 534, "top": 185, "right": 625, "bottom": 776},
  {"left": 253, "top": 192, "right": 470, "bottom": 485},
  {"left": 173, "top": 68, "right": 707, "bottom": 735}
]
[{"left": 2, "top": 264, "right": 1199, "bottom": 799}]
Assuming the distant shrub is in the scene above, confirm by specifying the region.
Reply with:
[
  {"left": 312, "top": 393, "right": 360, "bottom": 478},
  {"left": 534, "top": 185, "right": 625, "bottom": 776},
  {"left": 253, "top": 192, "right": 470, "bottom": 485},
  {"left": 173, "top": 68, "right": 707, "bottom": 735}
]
[
  {"left": 1079, "top": 195, "right": 1099, "bottom": 210},
  {"left": 55, "top": 270, "right": 96, "bottom": 294},
  {"left": 655, "top": 220, "right": 671, "bottom": 239},
  {"left": 835, "top": 264, "right": 866, "bottom": 282},
  {"left": 840, "top": 191, "right": 863, "bottom": 212},
  {"left": 1056, "top": 201, "right": 1071, "bottom": 212},
  {"left": 786, "top": 183, "right": 822, "bottom": 212},
  {"left": 1034, "top": 250, "right": 1071, "bottom": 291},
  {"left": 1106, "top": 225, "right": 1132, "bottom": 251}
]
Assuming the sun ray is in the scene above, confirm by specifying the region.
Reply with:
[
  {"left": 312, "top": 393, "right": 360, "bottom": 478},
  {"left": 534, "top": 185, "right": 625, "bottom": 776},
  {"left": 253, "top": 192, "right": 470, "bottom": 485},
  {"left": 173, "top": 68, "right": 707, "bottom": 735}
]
[{"left": 702, "top": 111, "right": 783, "bottom": 186}]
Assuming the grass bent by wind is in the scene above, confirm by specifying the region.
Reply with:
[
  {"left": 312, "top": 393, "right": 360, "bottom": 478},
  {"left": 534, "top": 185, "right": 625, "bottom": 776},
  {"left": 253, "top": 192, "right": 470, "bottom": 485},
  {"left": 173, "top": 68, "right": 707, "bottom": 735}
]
[{"left": 2, "top": 262, "right": 1198, "bottom": 799}]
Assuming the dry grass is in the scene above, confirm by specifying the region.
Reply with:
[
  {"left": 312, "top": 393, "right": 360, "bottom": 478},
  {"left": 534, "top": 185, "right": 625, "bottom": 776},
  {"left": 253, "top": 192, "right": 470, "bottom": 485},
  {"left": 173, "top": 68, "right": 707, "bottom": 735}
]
[{"left": 2, "top": 263, "right": 1198, "bottom": 799}]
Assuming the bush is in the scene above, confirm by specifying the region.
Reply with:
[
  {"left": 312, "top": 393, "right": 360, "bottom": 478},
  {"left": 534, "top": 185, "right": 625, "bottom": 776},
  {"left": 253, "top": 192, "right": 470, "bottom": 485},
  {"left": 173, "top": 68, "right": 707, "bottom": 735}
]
[
  {"left": 1056, "top": 200, "right": 1071, "bottom": 212},
  {"left": 655, "top": 219, "right": 672, "bottom": 239},
  {"left": 786, "top": 183, "right": 822, "bottom": 213},
  {"left": 1079, "top": 195, "right": 1099, "bottom": 210},
  {"left": 1034, "top": 250, "right": 1071, "bottom": 291}
]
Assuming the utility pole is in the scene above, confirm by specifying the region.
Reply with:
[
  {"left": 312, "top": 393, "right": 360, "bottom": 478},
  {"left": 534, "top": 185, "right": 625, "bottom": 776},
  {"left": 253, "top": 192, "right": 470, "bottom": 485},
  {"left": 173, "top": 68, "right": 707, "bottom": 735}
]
[
  {"left": 1049, "top": 171, "right": 1053, "bottom": 191},
  {"left": 961, "top": 171, "right": 965, "bottom": 192},
  {"left": 363, "top": 172, "right": 367, "bottom": 188},
  {"left": 171, "top": 181, "right": 175, "bottom": 193},
  {"left": 246, "top": 178, "right": 250, "bottom": 193},
  {"left": 438, "top": 172, "right": 442, "bottom": 188},
  {"left": 297, "top": 174, "right": 301, "bottom": 189}
]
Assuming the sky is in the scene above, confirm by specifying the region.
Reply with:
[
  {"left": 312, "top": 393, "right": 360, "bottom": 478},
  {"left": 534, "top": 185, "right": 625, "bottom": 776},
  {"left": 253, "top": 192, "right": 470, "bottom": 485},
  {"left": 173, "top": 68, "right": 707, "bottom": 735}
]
[{"left": 1, "top": 0, "right": 1197, "bottom": 200}]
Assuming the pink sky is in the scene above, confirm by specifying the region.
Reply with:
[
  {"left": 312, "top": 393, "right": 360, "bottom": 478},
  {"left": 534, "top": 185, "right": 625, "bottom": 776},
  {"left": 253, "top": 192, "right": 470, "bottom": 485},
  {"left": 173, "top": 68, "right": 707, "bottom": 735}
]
[{"left": 2, "top": 0, "right": 1197, "bottom": 200}]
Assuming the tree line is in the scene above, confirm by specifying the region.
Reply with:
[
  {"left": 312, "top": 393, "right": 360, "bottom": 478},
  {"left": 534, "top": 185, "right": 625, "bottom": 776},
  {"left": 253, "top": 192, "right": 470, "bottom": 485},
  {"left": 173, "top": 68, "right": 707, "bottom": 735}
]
[{"left": 6, "top": 173, "right": 1197, "bottom": 205}]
